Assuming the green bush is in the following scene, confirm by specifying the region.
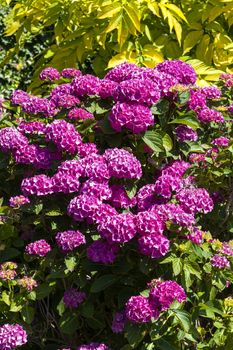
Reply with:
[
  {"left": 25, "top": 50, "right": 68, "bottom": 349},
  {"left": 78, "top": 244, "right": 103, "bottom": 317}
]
[{"left": 0, "top": 60, "right": 232, "bottom": 349}]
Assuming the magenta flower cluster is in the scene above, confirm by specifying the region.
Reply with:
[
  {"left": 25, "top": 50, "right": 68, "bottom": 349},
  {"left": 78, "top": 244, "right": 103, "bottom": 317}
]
[
  {"left": 188, "top": 89, "right": 224, "bottom": 123},
  {"left": 55, "top": 230, "right": 86, "bottom": 253},
  {"left": 211, "top": 255, "right": 230, "bottom": 269},
  {"left": 25, "top": 239, "right": 51, "bottom": 257},
  {"left": 0, "top": 324, "right": 27, "bottom": 350},
  {"left": 9, "top": 195, "right": 30, "bottom": 208},
  {"left": 76, "top": 344, "right": 109, "bottom": 350},
  {"left": 175, "top": 125, "right": 198, "bottom": 142},
  {"left": 63, "top": 288, "right": 86, "bottom": 308},
  {"left": 125, "top": 280, "right": 186, "bottom": 324}
]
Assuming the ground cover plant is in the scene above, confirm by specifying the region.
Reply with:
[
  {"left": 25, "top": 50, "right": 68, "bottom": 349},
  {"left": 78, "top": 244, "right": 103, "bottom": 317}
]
[{"left": 0, "top": 60, "right": 233, "bottom": 349}]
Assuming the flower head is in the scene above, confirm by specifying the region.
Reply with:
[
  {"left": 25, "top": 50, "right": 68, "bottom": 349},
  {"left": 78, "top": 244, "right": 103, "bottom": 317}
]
[
  {"left": 56, "top": 230, "right": 86, "bottom": 253},
  {"left": 25, "top": 239, "right": 51, "bottom": 257},
  {"left": 63, "top": 288, "right": 86, "bottom": 308},
  {"left": 0, "top": 324, "right": 27, "bottom": 350}
]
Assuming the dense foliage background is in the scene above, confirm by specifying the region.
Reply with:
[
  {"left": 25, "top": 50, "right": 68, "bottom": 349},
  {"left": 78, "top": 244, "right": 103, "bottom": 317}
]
[{"left": 2, "top": 0, "right": 233, "bottom": 92}]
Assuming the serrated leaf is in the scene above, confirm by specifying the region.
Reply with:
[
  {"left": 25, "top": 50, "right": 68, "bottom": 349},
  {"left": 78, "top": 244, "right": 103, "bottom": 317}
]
[
  {"left": 97, "top": 3, "right": 121, "bottom": 19},
  {"left": 183, "top": 31, "right": 203, "bottom": 55},
  {"left": 91, "top": 274, "right": 117, "bottom": 293},
  {"left": 173, "top": 17, "right": 182, "bottom": 45},
  {"left": 142, "top": 131, "right": 164, "bottom": 153},
  {"left": 172, "top": 310, "right": 191, "bottom": 332},
  {"left": 124, "top": 4, "right": 141, "bottom": 32},
  {"left": 105, "top": 12, "right": 122, "bottom": 33},
  {"left": 125, "top": 323, "right": 146, "bottom": 348},
  {"left": 21, "top": 306, "right": 35, "bottom": 324},
  {"left": 165, "top": 4, "right": 187, "bottom": 22},
  {"left": 169, "top": 117, "right": 200, "bottom": 130},
  {"left": 172, "top": 258, "right": 182, "bottom": 276},
  {"left": 65, "top": 257, "right": 77, "bottom": 273},
  {"left": 162, "top": 132, "right": 173, "bottom": 152},
  {"left": 59, "top": 314, "right": 80, "bottom": 334},
  {"left": 148, "top": 2, "right": 160, "bottom": 17}
]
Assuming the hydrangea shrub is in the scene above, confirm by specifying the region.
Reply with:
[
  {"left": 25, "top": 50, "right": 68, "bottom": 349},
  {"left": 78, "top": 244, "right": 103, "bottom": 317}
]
[{"left": 0, "top": 60, "right": 232, "bottom": 350}]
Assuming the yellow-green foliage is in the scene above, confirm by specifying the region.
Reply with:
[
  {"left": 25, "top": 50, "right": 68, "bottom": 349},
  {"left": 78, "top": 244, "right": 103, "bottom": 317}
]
[{"left": 3, "top": 0, "right": 233, "bottom": 86}]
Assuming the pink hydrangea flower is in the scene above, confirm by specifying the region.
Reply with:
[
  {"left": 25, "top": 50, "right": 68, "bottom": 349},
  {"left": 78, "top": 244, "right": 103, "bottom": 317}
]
[
  {"left": 211, "top": 136, "right": 229, "bottom": 147},
  {"left": 76, "top": 343, "right": 109, "bottom": 350},
  {"left": 56, "top": 230, "right": 86, "bottom": 253},
  {"left": 39, "top": 67, "right": 60, "bottom": 81},
  {"left": 9, "top": 195, "right": 30, "bottom": 208},
  {"left": 149, "top": 280, "right": 186, "bottom": 311},
  {"left": 109, "top": 102, "right": 154, "bottom": 134},
  {"left": 138, "top": 234, "right": 170, "bottom": 259},
  {"left": 125, "top": 296, "right": 153, "bottom": 323},
  {"left": 103, "top": 148, "right": 142, "bottom": 179},
  {"left": 111, "top": 311, "right": 126, "bottom": 333},
  {"left": 25, "top": 239, "right": 51, "bottom": 257},
  {"left": 211, "top": 255, "right": 230, "bottom": 269},
  {"left": 98, "top": 213, "right": 137, "bottom": 243},
  {"left": 0, "top": 324, "right": 27, "bottom": 350}
]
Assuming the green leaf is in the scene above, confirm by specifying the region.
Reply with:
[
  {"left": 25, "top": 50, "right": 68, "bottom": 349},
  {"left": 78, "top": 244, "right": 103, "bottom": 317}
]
[
  {"left": 57, "top": 299, "right": 65, "bottom": 316},
  {"left": 172, "top": 310, "right": 191, "bottom": 332},
  {"left": 65, "top": 257, "right": 77, "bottom": 273},
  {"left": 59, "top": 314, "right": 80, "bottom": 334},
  {"left": 125, "top": 323, "right": 146, "bottom": 348},
  {"left": 1, "top": 291, "right": 10, "bottom": 306},
  {"left": 172, "top": 258, "right": 182, "bottom": 276},
  {"left": 1, "top": 248, "right": 20, "bottom": 261},
  {"left": 177, "top": 91, "right": 190, "bottom": 105},
  {"left": 169, "top": 116, "right": 200, "bottom": 130},
  {"left": 142, "top": 131, "right": 164, "bottom": 153},
  {"left": 183, "top": 31, "right": 203, "bottom": 55},
  {"left": 162, "top": 132, "right": 173, "bottom": 152},
  {"left": 45, "top": 210, "right": 62, "bottom": 216},
  {"left": 21, "top": 305, "right": 35, "bottom": 324},
  {"left": 0, "top": 224, "right": 16, "bottom": 240},
  {"left": 150, "top": 99, "right": 170, "bottom": 115},
  {"left": 184, "top": 261, "right": 202, "bottom": 279},
  {"left": 156, "top": 338, "right": 179, "bottom": 350},
  {"left": 90, "top": 274, "right": 118, "bottom": 293},
  {"left": 97, "top": 3, "right": 122, "bottom": 19},
  {"left": 124, "top": 4, "right": 141, "bottom": 32},
  {"left": 35, "top": 283, "right": 55, "bottom": 300},
  {"left": 80, "top": 301, "right": 94, "bottom": 318}
]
